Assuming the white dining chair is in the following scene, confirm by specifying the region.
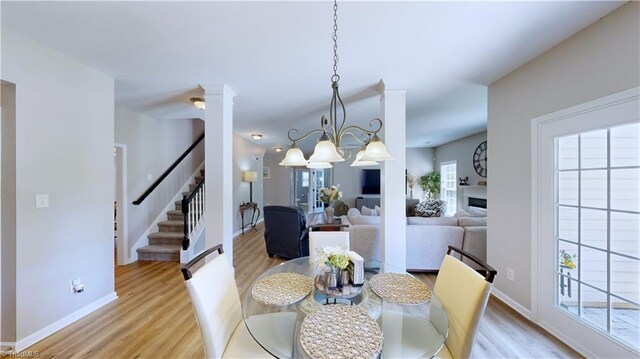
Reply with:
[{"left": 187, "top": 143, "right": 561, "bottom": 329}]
[
  {"left": 308, "top": 231, "right": 350, "bottom": 265},
  {"left": 182, "top": 245, "right": 295, "bottom": 359},
  {"left": 433, "top": 246, "right": 497, "bottom": 359}
]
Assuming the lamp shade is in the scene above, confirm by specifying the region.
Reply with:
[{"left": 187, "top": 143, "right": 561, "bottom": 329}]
[
  {"left": 351, "top": 147, "right": 379, "bottom": 167},
  {"left": 307, "top": 161, "right": 333, "bottom": 169},
  {"left": 361, "top": 135, "right": 393, "bottom": 161},
  {"left": 308, "top": 133, "right": 345, "bottom": 163},
  {"left": 279, "top": 143, "right": 308, "bottom": 166},
  {"left": 243, "top": 171, "right": 258, "bottom": 182}
]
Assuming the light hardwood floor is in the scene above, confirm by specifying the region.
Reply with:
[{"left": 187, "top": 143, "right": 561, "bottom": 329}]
[{"left": 24, "top": 223, "right": 581, "bottom": 358}]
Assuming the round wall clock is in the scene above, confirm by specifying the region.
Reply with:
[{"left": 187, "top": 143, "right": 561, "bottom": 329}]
[{"left": 473, "top": 141, "right": 487, "bottom": 177}]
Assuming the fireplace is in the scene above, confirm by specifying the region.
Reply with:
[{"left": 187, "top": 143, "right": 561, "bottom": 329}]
[
  {"left": 462, "top": 186, "right": 487, "bottom": 209},
  {"left": 468, "top": 197, "right": 487, "bottom": 209}
]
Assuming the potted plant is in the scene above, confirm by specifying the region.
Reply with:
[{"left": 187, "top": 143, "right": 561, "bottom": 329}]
[
  {"left": 315, "top": 246, "right": 350, "bottom": 289},
  {"left": 420, "top": 171, "right": 440, "bottom": 200},
  {"left": 318, "top": 185, "right": 342, "bottom": 223}
]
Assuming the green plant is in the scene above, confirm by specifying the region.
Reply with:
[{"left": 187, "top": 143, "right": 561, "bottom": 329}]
[
  {"left": 560, "top": 249, "right": 577, "bottom": 269},
  {"left": 420, "top": 171, "right": 440, "bottom": 199}
]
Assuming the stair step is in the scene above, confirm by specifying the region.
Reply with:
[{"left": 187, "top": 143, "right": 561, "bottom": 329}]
[
  {"left": 194, "top": 176, "right": 204, "bottom": 183},
  {"left": 137, "top": 245, "right": 180, "bottom": 262},
  {"left": 148, "top": 232, "right": 183, "bottom": 246},
  {"left": 188, "top": 183, "right": 202, "bottom": 192},
  {"left": 175, "top": 200, "right": 182, "bottom": 210},
  {"left": 167, "top": 210, "right": 184, "bottom": 221},
  {"left": 158, "top": 220, "right": 184, "bottom": 233}
]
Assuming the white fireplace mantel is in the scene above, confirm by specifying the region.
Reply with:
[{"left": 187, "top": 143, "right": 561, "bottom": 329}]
[{"left": 462, "top": 185, "right": 487, "bottom": 201}]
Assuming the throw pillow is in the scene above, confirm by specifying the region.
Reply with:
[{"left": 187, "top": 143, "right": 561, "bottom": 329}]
[
  {"left": 374, "top": 205, "right": 382, "bottom": 215},
  {"left": 467, "top": 206, "right": 487, "bottom": 217},
  {"left": 453, "top": 209, "right": 470, "bottom": 218},
  {"left": 414, "top": 200, "right": 447, "bottom": 217},
  {"left": 361, "top": 206, "right": 378, "bottom": 216}
]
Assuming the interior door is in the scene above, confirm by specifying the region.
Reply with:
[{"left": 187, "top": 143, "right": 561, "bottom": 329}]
[{"left": 534, "top": 88, "right": 639, "bottom": 358}]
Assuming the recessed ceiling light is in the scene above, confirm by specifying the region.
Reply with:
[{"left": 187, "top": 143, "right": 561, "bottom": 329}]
[
  {"left": 274, "top": 146, "right": 283, "bottom": 152},
  {"left": 251, "top": 133, "right": 263, "bottom": 140},
  {"left": 190, "top": 97, "right": 205, "bottom": 110}
]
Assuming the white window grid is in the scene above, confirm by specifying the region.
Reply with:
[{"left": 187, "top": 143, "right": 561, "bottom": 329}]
[{"left": 555, "top": 126, "right": 640, "bottom": 346}]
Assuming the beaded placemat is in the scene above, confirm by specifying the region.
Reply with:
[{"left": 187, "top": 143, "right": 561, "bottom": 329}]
[
  {"left": 299, "top": 304, "right": 383, "bottom": 359},
  {"left": 369, "top": 273, "right": 432, "bottom": 305},
  {"left": 251, "top": 272, "right": 313, "bottom": 306}
]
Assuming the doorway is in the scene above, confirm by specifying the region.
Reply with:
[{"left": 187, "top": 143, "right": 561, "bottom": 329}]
[
  {"left": 291, "top": 168, "right": 333, "bottom": 214},
  {"left": 532, "top": 88, "right": 639, "bottom": 357},
  {"left": 114, "top": 144, "right": 128, "bottom": 266}
]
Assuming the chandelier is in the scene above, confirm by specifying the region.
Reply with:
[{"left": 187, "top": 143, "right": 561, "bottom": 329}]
[{"left": 279, "top": 0, "right": 393, "bottom": 168}]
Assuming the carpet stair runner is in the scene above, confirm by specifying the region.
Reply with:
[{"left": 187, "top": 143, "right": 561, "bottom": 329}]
[{"left": 136, "top": 169, "right": 204, "bottom": 262}]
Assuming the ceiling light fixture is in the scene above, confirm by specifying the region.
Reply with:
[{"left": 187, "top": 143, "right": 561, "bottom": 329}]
[
  {"left": 279, "top": 0, "right": 393, "bottom": 167},
  {"left": 251, "top": 133, "right": 263, "bottom": 140},
  {"left": 190, "top": 97, "right": 205, "bottom": 110}
]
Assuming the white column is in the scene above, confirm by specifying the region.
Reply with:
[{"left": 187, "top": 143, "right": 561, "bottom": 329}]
[
  {"left": 203, "top": 84, "right": 236, "bottom": 262},
  {"left": 380, "top": 81, "right": 407, "bottom": 270}
]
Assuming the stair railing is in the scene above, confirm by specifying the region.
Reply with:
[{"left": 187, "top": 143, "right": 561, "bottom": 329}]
[
  {"left": 132, "top": 133, "right": 204, "bottom": 205},
  {"left": 182, "top": 178, "right": 205, "bottom": 250}
]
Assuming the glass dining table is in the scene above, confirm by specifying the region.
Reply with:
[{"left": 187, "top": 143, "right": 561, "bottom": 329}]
[{"left": 242, "top": 256, "right": 449, "bottom": 358}]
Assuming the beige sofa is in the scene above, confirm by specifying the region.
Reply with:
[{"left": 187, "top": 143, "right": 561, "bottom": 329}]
[{"left": 341, "top": 209, "right": 487, "bottom": 271}]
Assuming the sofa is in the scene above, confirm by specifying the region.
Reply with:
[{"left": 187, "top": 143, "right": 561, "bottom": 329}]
[{"left": 341, "top": 208, "right": 487, "bottom": 271}]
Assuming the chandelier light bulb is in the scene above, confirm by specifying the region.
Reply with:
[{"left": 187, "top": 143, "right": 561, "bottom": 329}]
[{"left": 279, "top": 142, "right": 308, "bottom": 166}]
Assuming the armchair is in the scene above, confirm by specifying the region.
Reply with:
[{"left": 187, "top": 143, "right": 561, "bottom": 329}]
[{"left": 263, "top": 205, "right": 309, "bottom": 259}]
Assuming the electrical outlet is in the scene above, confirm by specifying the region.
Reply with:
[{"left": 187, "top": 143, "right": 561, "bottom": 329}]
[
  {"left": 36, "top": 194, "right": 49, "bottom": 208},
  {"left": 507, "top": 268, "right": 515, "bottom": 281},
  {"left": 147, "top": 174, "right": 153, "bottom": 181},
  {"left": 70, "top": 278, "right": 84, "bottom": 293}
]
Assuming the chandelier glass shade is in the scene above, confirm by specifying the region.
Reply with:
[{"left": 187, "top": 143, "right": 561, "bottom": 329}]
[
  {"left": 278, "top": 0, "right": 393, "bottom": 167},
  {"left": 351, "top": 145, "right": 379, "bottom": 167}
]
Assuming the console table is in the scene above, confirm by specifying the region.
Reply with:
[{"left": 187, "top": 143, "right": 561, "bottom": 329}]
[{"left": 239, "top": 202, "right": 260, "bottom": 235}]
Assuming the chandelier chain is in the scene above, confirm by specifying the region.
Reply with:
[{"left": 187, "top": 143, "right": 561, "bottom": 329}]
[{"left": 332, "top": 0, "right": 339, "bottom": 82}]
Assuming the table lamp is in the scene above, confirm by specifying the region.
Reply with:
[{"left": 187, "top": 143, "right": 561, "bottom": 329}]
[{"left": 243, "top": 171, "right": 258, "bottom": 203}]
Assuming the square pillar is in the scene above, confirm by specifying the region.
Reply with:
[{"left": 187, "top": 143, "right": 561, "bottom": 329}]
[
  {"left": 203, "top": 84, "right": 235, "bottom": 262},
  {"left": 380, "top": 81, "right": 407, "bottom": 270}
]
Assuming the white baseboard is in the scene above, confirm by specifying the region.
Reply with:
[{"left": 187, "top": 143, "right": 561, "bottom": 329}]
[
  {"left": 14, "top": 292, "right": 118, "bottom": 352},
  {"left": 129, "top": 162, "right": 204, "bottom": 262},
  {"left": 232, "top": 218, "right": 264, "bottom": 238},
  {"left": 490, "top": 287, "right": 532, "bottom": 319},
  {"left": 536, "top": 320, "right": 597, "bottom": 358}
]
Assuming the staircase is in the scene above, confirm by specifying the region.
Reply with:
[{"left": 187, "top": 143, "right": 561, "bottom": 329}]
[{"left": 136, "top": 169, "right": 204, "bottom": 262}]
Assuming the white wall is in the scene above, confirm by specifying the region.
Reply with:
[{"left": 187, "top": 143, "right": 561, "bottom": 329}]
[
  {"left": 406, "top": 147, "right": 435, "bottom": 200},
  {"left": 435, "top": 131, "right": 487, "bottom": 209},
  {"left": 233, "top": 135, "right": 264, "bottom": 233},
  {"left": 114, "top": 107, "right": 204, "bottom": 259},
  {"left": 2, "top": 28, "right": 116, "bottom": 343},
  {"left": 488, "top": 2, "right": 639, "bottom": 310},
  {"left": 263, "top": 152, "right": 291, "bottom": 206},
  {"left": 1, "top": 82, "right": 16, "bottom": 343}
]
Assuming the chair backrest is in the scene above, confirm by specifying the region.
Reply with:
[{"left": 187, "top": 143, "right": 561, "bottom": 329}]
[
  {"left": 182, "top": 245, "right": 242, "bottom": 359},
  {"left": 263, "top": 205, "right": 308, "bottom": 258},
  {"left": 433, "top": 246, "right": 496, "bottom": 359},
  {"left": 309, "top": 231, "right": 350, "bottom": 265}
]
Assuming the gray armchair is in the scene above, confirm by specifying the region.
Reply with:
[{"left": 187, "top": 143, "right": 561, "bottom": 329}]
[{"left": 263, "top": 206, "right": 309, "bottom": 259}]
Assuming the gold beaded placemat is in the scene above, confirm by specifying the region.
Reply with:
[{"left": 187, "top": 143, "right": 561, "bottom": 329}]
[
  {"left": 299, "top": 304, "right": 383, "bottom": 359},
  {"left": 369, "top": 273, "right": 432, "bottom": 305},
  {"left": 251, "top": 273, "right": 313, "bottom": 306}
]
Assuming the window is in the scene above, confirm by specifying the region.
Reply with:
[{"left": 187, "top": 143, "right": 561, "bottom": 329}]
[
  {"left": 440, "top": 162, "right": 457, "bottom": 216},
  {"left": 556, "top": 122, "right": 639, "bottom": 350}
]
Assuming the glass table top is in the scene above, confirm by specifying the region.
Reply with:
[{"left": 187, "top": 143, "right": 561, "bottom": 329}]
[{"left": 242, "top": 257, "right": 449, "bottom": 359}]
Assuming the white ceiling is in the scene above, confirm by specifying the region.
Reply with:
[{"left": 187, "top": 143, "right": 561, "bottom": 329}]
[{"left": 2, "top": 1, "right": 623, "bottom": 151}]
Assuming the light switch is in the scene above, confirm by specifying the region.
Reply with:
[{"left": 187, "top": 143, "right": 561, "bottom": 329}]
[
  {"left": 36, "top": 194, "right": 49, "bottom": 208},
  {"left": 147, "top": 174, "right": 153, "bottom": 181}
]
